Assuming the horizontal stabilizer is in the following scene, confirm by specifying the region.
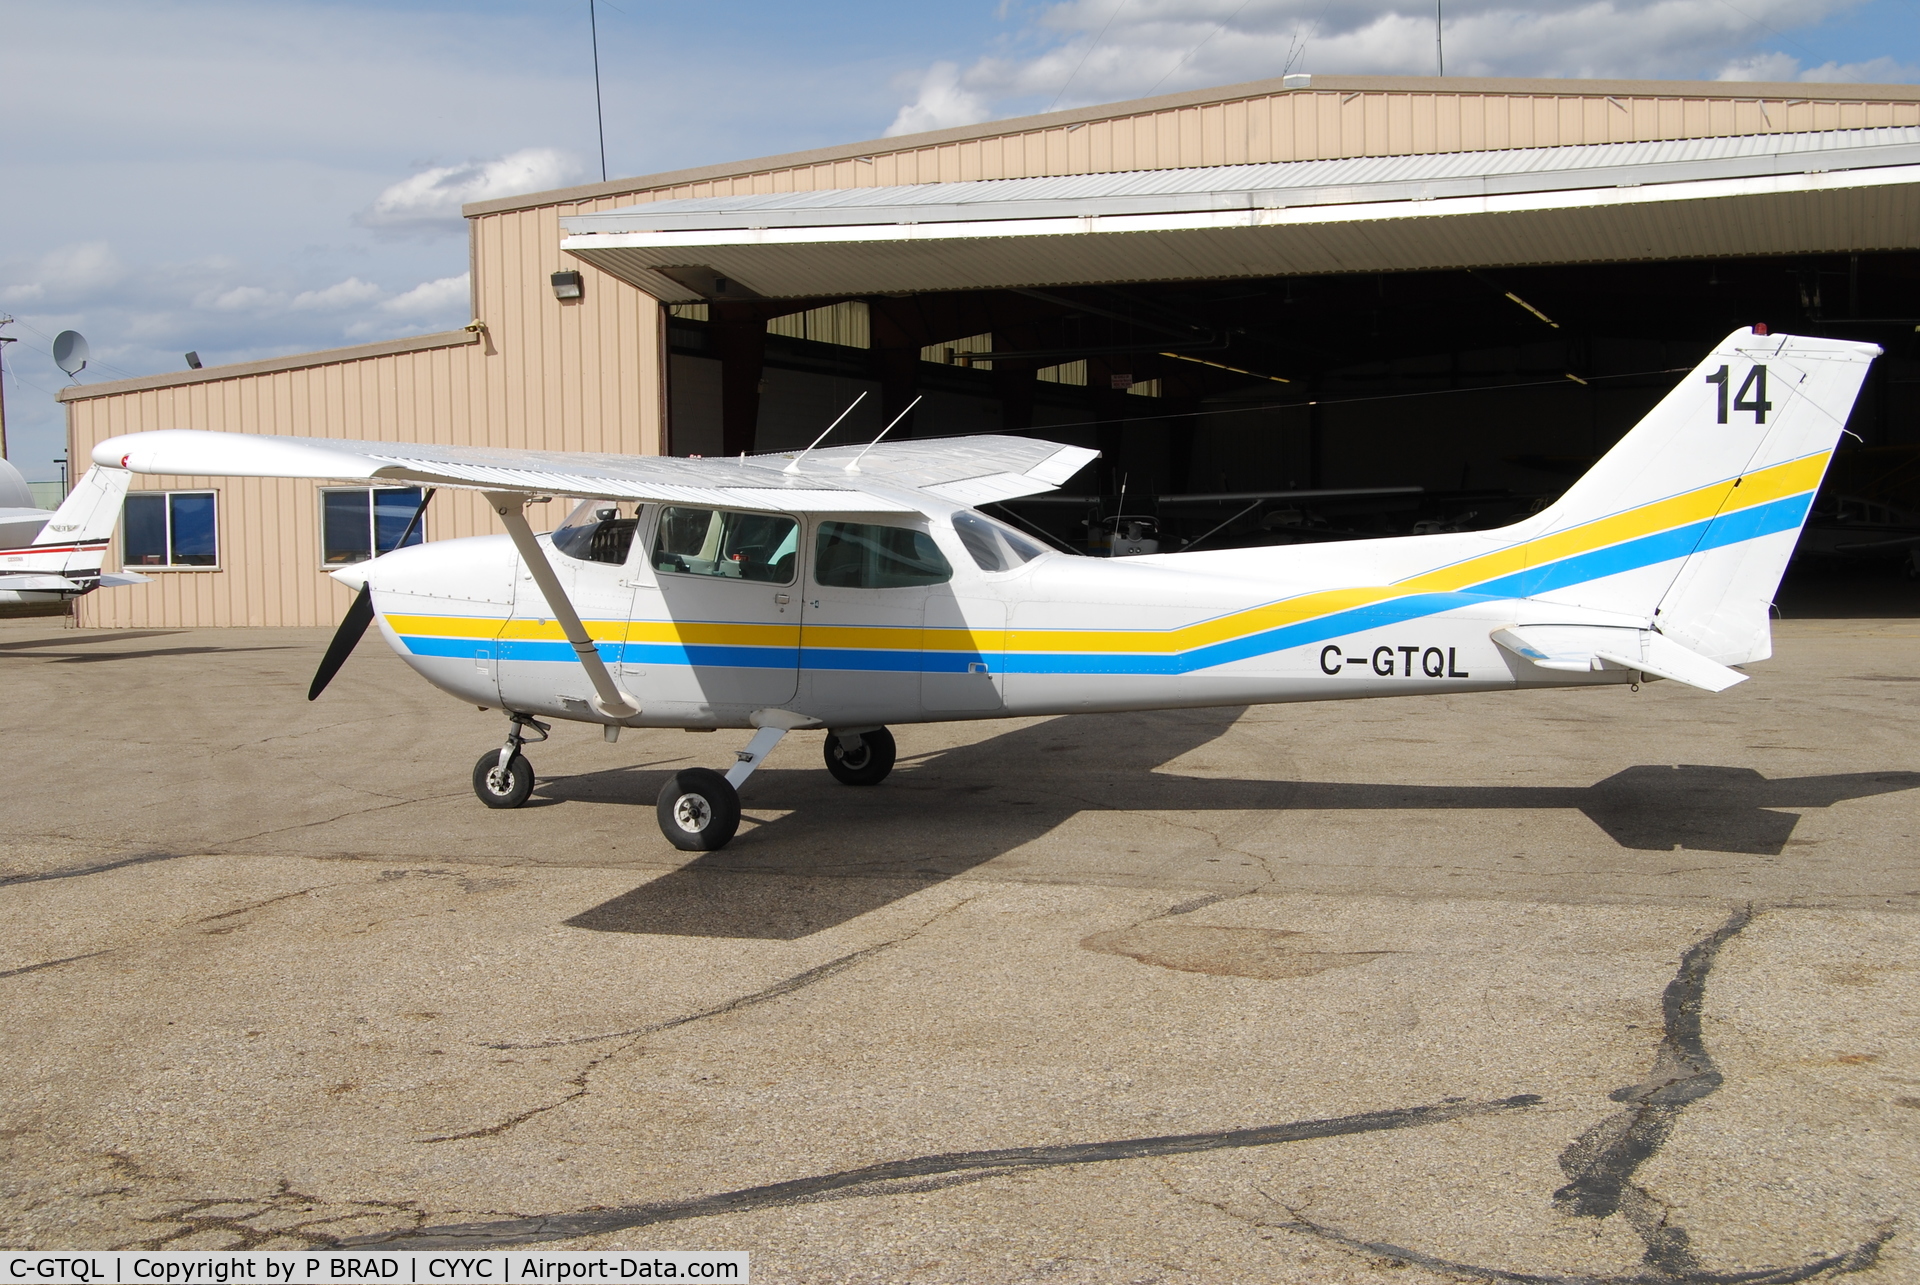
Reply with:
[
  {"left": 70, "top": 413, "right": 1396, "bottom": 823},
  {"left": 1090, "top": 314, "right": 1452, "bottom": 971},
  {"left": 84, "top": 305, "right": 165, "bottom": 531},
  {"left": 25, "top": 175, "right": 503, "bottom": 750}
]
[
  {"left": 96, "top": 571, "right": 155, "bottom": 587},
  {"left": 1492, "top": 625, "right": 1747, "bottom": 693},
  {"left": 0, "top": 574, "right": 82, "bottom": 593}
]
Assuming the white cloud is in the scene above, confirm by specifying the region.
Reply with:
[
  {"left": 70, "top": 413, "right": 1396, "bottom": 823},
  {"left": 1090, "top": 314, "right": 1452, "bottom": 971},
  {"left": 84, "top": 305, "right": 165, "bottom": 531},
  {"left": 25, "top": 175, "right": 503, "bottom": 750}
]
[
  {"left": 0, "top": 241, "right": 126, "bottom": 305},
  {"left": 205, "top": 285, "right": 281, "bottom": 312},
  {"left": 360, "top": 150, "right": 585, "bottom": 236},
  {"left": 886, "top": 62, "right": 993, "bottom": 135},
  {"left": 291, "top": 277, "right": 384, "bottom": 311},
  {"left": 378, "top": 273, "right": 471, "bottom": 319},
  {"left": 1796, "top": 55, "right": 1920, "bottom": 81},
  {"left": 1721, "top": 50, "right": 1919, "bottom": 81},
  {"left": 884, "top": 0, "right": 1906, "bottom": 130}
]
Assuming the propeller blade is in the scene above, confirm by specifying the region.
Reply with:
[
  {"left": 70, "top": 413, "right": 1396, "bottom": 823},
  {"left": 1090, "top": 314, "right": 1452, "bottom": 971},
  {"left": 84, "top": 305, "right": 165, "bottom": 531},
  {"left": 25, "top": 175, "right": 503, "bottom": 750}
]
[{"left": 309, "top": 581, "right": 375, "bottom": 701}]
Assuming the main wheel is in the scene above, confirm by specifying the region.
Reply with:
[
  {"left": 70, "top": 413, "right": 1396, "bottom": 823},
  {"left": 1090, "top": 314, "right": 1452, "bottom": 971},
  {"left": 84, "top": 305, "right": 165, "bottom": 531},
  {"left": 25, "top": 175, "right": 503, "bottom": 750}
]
[
  {"left": 657, "top": 767, "right": 741, "bottom": 851},
  {"left": 824, "top": 727, "right": 896, "bottom": 786},
  {"left": 472, "top": 750, "right": 534, "bottom": 809}
]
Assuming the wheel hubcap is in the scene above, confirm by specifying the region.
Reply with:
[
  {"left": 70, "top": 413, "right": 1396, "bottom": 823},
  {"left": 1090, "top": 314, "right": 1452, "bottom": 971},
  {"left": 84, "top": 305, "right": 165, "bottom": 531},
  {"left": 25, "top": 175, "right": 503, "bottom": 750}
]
[
  {"left": 839, "top": 744, "right": 871, "bottom": 769},
  {"left": 486, "top": 766, "right": 513, "bottom": 794},
  {"left": 673, "top": 792, "right": 712, "bottom": 833}
]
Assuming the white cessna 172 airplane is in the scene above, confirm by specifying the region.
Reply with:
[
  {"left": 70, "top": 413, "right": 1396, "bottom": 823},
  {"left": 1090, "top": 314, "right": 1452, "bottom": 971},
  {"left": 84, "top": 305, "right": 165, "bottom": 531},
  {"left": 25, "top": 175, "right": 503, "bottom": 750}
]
[
  {"left": 94, "top": 328, "right": 1877, "bottom": 851},
  {"left": 0, "top": 457, "right": 149, "bottom": 605}
]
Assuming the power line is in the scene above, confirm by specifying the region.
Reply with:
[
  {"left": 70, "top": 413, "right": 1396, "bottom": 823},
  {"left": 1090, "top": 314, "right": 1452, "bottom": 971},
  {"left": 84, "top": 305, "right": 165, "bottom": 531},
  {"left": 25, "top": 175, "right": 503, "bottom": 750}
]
[
  {"left": 1144, "top": 0, "right": 1255, "bottom": 98},
  {"left": 1048, "top": 0, "right": 1130, "bottom": 113}
]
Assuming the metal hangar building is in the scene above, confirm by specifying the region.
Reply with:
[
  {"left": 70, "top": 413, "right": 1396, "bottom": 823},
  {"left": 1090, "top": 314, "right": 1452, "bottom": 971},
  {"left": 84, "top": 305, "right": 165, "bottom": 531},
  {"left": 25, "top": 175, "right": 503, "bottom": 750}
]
[{"left": 59, "top": 72, "right": 1920, "bottom": 628}]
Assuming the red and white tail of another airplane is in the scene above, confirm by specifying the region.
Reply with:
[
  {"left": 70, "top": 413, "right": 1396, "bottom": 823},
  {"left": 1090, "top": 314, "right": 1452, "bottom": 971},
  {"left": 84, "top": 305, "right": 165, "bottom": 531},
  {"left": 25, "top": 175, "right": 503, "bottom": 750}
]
[{"left": 0, "top": 460, "right": 149, "bottom": 605}]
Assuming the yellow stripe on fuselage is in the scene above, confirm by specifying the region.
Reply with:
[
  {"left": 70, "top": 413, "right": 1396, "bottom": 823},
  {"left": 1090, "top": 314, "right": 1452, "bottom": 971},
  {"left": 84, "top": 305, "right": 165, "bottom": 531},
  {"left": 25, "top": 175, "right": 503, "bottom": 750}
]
[
  {"left": 383, "top": 452, "right": 1826, "bottom": 659},
  {"left": 1004, "top": 452, "right": 1827, "bottom": 655}
]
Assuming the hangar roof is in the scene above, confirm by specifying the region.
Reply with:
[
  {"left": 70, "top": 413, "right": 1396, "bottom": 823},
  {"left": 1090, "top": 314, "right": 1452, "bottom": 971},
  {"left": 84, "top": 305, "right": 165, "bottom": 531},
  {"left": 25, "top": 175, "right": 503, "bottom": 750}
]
[
  {"left": 561, "top": 126, "right": 1920, "bottom": 302},
  {"left": 565, "top": 127, "right": 1920, "bottom": 234}
]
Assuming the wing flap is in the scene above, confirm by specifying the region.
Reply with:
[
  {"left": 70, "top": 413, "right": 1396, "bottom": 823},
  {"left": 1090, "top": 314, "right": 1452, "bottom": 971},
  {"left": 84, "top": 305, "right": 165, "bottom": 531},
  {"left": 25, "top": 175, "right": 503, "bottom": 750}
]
[{"left": 925, "top": 472, "right": 1057, "bottom": 506}]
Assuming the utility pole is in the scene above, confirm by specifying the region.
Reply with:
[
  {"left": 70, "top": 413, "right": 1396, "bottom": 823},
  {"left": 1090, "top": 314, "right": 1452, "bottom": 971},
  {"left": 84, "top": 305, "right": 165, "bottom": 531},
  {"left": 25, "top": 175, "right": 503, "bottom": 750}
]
[
  {"left": 590, "top": 0, "right": 608, "bottom": 182},
  {"left": 1436, "top": 0, "right": 1444, "bottom": 77},
  {"left": 0, "top": 315, "right": 15, "bottom": 461}
]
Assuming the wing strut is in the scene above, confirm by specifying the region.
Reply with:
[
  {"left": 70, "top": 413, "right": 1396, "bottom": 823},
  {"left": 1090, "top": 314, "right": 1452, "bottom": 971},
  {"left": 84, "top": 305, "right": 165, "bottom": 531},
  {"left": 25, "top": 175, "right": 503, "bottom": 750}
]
[{"left": 486, "top": 491, "right": 639, "bottom": 720}]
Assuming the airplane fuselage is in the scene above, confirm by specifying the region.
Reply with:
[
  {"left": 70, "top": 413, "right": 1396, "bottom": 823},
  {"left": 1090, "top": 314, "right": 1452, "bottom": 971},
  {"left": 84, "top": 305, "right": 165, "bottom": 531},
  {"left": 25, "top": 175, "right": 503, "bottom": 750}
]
[{"left": 362, "top": 493, "right": 1666, "bottom": 733}]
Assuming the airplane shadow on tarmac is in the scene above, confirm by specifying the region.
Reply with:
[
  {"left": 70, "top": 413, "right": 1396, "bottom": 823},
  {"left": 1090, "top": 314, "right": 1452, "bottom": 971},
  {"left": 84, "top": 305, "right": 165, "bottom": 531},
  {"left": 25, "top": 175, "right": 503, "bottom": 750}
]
[{"left": 547, "top": 708, "right": 1920, "bottom": 939}]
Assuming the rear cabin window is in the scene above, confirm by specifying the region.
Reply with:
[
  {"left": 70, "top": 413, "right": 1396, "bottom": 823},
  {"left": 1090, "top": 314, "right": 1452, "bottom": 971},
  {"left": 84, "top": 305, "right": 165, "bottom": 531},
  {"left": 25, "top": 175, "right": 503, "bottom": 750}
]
[
  {"left": 552, "top": 501, "right": 639, "bottom": 565},
  {"left": 814, "top": 522, "right": 952, "bottom": 588},
  {"left": 652, "top": 506, "right": 798, "bottom": 583}
]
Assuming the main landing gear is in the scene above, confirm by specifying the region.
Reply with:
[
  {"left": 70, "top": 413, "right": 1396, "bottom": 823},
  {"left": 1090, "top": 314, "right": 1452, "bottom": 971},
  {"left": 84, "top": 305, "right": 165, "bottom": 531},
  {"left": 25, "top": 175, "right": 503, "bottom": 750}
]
[
  {"left": 470, "top": 716, "right": 897, "bottom": 851},
  {"left": 653, "top": 724, "right": 896, "bottom": 851}
]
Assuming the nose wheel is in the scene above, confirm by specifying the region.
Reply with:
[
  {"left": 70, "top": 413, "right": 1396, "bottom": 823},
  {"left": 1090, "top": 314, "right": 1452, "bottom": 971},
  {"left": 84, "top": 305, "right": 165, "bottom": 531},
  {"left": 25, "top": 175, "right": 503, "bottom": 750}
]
[{"left": 471, "top": 713, "right": 547, "bottom": 810}]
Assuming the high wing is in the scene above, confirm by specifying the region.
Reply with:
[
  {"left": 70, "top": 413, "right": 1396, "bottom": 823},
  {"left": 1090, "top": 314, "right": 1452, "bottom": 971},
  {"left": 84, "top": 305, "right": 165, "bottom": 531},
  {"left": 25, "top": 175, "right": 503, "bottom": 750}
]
[{"left": 93, "top": 429, "right": 1098, "bottom": 512}]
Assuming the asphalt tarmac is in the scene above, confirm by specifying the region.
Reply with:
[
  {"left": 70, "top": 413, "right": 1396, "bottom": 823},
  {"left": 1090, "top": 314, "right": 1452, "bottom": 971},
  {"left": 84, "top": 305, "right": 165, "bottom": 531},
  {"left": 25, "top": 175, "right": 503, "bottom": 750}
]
[{"left": 2, "top": 616, "right": 1917, "bottom": 1282}]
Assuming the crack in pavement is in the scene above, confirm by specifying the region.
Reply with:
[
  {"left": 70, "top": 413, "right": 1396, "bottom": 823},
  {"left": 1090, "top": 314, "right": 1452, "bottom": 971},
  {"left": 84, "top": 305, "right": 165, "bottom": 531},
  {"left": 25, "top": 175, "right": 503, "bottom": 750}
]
[
  {"left": 0, "top": 852, "right": 188, "bottom": 887},
  {"left": 196, "top": 886, "right": 333, "bottom": 927},
  {"left": 0, "top": 950, "right": 112, "bottom": 980},
  {"left": 1552, "top": 906, "right": 1751, "bottom": 1275},
  {"left": 416, "top": 944, "right": 901, "bottom": 1145},
  {"left": 1253, "top": 906, "right": 1892, "bottom": 1283},
  {"left": 479, "top": 940, "right": 898, "bottom": 1051},
  {"left": 424, "top": 897, "right": 977, "bottom": 1144},
  {"left": 345, "top": 1096, "right": 1545, "bottom": 1248},
  {"left": 1274, "top": 1208, "right": 1892, "bottom": 1285},
  {"left": 128, "top": 1181, "right": 431, "bottom": 1250}
]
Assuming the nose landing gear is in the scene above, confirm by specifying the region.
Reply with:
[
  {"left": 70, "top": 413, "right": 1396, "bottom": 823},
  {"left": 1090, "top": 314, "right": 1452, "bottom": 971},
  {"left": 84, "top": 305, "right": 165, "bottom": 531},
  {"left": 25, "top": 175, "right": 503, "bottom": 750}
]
[{"left": 471, "top": 713, "right": 547, "bottom": 809}]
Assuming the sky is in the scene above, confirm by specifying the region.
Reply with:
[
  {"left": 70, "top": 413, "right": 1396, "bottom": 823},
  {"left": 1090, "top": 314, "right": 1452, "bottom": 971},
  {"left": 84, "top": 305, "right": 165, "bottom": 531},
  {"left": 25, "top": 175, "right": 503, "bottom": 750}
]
[{"left": 2, "top": 0, "right": 1916, "bottom": 482}]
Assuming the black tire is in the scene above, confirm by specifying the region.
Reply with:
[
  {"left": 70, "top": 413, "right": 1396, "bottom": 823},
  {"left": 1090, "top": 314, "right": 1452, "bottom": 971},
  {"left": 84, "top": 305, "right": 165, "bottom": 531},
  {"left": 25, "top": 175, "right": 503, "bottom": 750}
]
[
  {"left": 657, "top": 767, "right": 741, "bottom": 851},
  {"left": 472, "top": 750, "right": 534, "bottom": 809},
  {"left": 824, "top": 727, "right": 896, "bottom": 786}
]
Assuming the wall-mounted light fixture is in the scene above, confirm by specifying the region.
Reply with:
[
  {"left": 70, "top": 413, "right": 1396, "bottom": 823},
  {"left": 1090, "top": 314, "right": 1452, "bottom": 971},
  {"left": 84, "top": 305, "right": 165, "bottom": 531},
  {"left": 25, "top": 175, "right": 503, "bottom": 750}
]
[
  {"left": 551, "top": 270, "right": 584, "bottom": 301},
  {"left": 184, "top": 351, "right": 202, "bottom": 370}
]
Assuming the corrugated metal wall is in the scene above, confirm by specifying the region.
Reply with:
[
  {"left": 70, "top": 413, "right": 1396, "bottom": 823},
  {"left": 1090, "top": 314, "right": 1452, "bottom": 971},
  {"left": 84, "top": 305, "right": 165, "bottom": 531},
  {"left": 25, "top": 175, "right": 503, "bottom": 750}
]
[{"left": 67, "top": 258, "right": 665, "bottom": 627}]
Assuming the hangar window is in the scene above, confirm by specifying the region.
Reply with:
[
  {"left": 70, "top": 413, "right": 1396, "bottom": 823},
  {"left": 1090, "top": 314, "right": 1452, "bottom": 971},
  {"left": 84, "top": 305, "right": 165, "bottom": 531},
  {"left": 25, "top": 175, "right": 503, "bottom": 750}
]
[
  {"left": 552, "top": 500, "right": 639, "bottom": 565},
  {"left": 123, "top": 490, "right": 218, "bottom": 569},
  {"left": 653, "top": 506, "right": 798, "bottom": 583},
  {"left": 951, "top": 511, "right": 1045, "bottom": 572},
  {"left": 814, "top": 522, "right": 952, "bottom": 588},
  {"left": 320, "top": 487, "right": 426, "bottom": 565}
]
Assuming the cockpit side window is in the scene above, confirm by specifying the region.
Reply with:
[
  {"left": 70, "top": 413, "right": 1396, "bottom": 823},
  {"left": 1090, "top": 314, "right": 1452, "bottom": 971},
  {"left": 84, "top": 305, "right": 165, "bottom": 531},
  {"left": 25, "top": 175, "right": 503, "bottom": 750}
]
[
  {"left": 951, "top": 510, "right": 1046, "bottom": 572},
  {"left": 652, "top": 506, "right": 798, "bottom": 583},
  {"left": 815, "top": 522, "right": 952, "bottom": 587},
  {"left": 552, "top": 500, "right": 640, "bottom": 565}
]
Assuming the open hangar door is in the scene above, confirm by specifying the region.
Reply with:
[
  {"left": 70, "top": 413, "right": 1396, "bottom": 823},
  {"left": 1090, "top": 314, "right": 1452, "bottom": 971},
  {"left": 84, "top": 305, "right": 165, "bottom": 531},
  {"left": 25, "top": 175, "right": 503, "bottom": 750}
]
[
  {"left": 564, "top": 124, "right": 1920, "bottom": 601},
  {"left": 656, "top": 253, "right": 1920, "bottom": 588}
]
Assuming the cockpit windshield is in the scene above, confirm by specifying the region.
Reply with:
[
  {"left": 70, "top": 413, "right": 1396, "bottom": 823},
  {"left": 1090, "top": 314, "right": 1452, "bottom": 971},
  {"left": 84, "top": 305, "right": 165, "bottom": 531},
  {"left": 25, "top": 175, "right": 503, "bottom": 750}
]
[{"left": 552, "top": 500, "right": 640, "bottom": 565}]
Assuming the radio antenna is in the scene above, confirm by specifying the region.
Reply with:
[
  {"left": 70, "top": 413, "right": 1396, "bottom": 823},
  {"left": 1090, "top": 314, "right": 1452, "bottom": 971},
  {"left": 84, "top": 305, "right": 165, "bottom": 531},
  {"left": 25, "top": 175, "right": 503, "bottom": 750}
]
[
  {"left": 844, "top": 395, "right": 922, "bottom": 473},
  {"left": 784, "top": 391, "right": 867, "bottom": 474}
]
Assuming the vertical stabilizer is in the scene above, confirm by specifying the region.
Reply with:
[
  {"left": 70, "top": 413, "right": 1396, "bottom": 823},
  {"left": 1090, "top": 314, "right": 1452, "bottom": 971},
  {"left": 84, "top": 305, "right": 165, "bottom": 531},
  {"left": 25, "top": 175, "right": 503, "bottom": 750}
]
[
  {"left": 1520, "top": 329, "right": 1878, "bottom": 663},
  {"left": 23, "top": 467, "right": 135, "bottom": 581}
]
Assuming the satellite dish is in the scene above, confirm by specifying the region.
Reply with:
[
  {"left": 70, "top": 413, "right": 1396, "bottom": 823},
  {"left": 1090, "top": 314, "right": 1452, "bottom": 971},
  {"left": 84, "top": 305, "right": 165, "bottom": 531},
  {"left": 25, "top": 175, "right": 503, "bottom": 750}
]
[{"left": 53, "top": 331, "right": 89, "bottom": 378}]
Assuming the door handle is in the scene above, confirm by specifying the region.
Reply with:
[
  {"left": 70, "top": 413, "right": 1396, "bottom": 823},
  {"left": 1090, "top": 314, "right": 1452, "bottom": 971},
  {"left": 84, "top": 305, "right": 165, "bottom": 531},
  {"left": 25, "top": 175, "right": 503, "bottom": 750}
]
[{"left": 775, "top": 592, "right": 791, "bottom": 605}]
